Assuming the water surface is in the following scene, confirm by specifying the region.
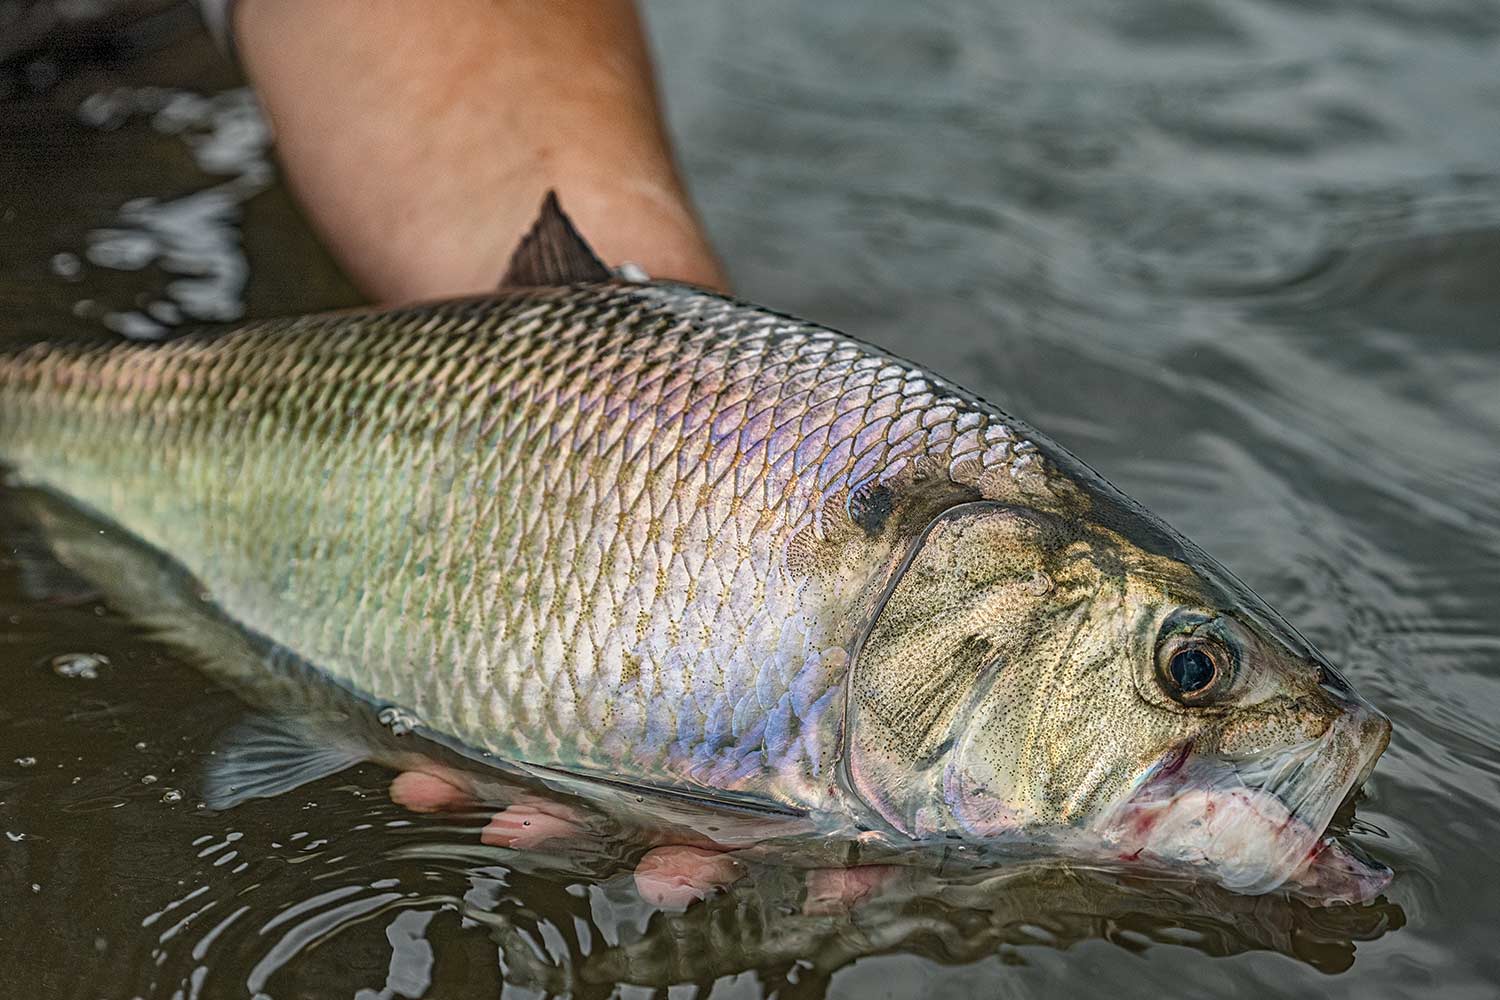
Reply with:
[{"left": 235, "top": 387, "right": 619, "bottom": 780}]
[{"left": 2, "top": 1, "right": 1498, "bottom": 996}]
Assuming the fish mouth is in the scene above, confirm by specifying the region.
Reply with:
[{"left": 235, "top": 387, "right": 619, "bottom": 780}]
[{"left": 1101, "top": 710, "right": 1391, "bottom": 905}]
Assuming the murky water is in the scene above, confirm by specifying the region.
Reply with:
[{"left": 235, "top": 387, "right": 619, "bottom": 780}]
[{"left": 2, "top": 1, "right": 1498, "bottom": 996}]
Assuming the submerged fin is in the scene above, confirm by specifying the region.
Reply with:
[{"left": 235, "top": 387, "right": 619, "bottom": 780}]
[
  {"left": 516, "top": 759, "right": 805, "bottom": 818},
  {"left": 510, "top": 760, "right": 813, "bottom": 846},
  {"left": 497, "top": 758, "right": 813, "bottom": 846},
  {"left": 204, "top": 715, "right": 364, "bottom": 810},
  {"left": 499, "top": 190, "right": 612, "bottom": 287},
  {"left": 0, "top": 497, "right": 101, "bottom": 605}
]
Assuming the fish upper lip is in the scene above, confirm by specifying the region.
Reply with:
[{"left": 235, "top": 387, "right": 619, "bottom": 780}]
[{"left": 1320, "top": 703, "right": 1390, "bottom": 819}]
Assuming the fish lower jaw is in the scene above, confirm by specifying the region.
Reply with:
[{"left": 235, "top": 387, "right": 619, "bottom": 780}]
[
  {"left": 1284, "top": 830, "right": 1392, "bottom": 905},
  {"left": 1099, "top": 760, "right": 1389, "bottom": 904}
]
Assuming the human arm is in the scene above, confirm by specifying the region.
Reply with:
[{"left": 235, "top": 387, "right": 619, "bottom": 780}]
[{"left": 230, "top": 0, "right": 727, "bottom": 301}]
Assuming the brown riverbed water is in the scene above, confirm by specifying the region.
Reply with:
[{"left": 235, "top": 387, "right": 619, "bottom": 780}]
[{"left": 1, "top": 1, "right": 1497, "bottom": 997}]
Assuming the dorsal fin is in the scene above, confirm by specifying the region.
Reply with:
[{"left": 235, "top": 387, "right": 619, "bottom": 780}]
[{"left": 499, "top": 190, "right": 612, "bottom": 287}]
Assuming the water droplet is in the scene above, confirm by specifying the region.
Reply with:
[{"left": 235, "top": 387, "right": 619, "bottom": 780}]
[
  {"left": 134, "top": 742, "right": 148, "bottom": 751},
  {"left": 50, "top": 251, "right": 81, "bottom": 280},
  {"left": 161, "top": 789, "right": 183, "bottom": 803},
  {"left": 50, "top": 652, "right": 109, "bottom": 680},
  {"left": 141, "top": 774, "right": 158, "bottom": 785},
  {"left": 15, "top": 756, "right": 36, "bottom": 768}
]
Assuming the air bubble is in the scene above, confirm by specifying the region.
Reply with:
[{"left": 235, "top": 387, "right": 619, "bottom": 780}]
[
  {"left": 161, "top": 789, "right": 184, "bottom": 804},
  {"left": 50, "top": 652, "right": 109, "bottom": 680},
  {"left": 15, "top": 756, "right": 36, "bottom": 768},
  {"left": 377, "top": 706, "right": 420, "bottom": 736},
  {"left": 50, "top": 251, "right": 82, "bottom": 280}
]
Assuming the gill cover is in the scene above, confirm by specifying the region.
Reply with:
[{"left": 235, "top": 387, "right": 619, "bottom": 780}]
[{"left": 843, "top": 501, "right": 1066, "bottom": 837}]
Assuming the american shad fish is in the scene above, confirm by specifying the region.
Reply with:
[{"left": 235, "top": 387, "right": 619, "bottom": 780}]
[{"left": 0, "top": 195, "right": 1392, "bottom": 901}]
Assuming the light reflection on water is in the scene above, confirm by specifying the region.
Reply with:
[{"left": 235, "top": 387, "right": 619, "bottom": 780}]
[
  {"left": 74, "top": 84, "right": 269, "bottom": 338},
  {"left": 2, "top": 1, "right": 1499, "bottom": 997}
]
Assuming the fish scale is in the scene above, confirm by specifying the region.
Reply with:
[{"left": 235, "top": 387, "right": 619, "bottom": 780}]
[{"left": 0, "top": 281, "right": 1058, "bottom": 814}]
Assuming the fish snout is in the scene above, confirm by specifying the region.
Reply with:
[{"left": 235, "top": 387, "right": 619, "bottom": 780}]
[
  {"left": 1349, "top": 701, "right": 1392, "bottom": 788},
  {"left": 1310, "top": 658, "right": 1391, "bottom": 783}
]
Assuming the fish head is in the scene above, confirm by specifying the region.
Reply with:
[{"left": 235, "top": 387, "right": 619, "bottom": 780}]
[{"left": 844, "top": 497, "right": 1391, "bottom": 901}]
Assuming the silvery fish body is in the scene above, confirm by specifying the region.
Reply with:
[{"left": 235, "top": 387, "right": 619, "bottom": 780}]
[
  {"left": 0, "top": 284, "right": 1037, "bottom": 808},
  {"left": 0, "top": 267, "right": 1392, "bottom": 899}
]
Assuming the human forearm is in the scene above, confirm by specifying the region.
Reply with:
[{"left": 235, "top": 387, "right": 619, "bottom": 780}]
[{"left": 234, "top": 0, "right": 726, "bottom": 301}]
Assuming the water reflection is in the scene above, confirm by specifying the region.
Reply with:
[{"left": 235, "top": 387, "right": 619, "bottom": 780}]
[
  {"left": 75, "top": 85, "right": 270, "bottom": 338},
  {"left": 134, "top": 798, "right": 1401, "bottom": 998}
]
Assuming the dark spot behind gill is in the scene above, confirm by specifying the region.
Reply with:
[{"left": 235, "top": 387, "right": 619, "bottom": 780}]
[{"left": 848, "top": 484, "right": 894, "bottom": 538}]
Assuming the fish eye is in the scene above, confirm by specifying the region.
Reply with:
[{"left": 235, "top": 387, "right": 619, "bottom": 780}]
[
  {"left": 1169, "top": 647, "right": 1217, "bottom": 695},
  {"left": 1155, "top": 617, "right": 1235, "bottom": 706}
]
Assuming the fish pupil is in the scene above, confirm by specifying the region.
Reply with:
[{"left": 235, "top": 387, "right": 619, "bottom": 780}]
[{"left": 1169, "top": 648, "right": 1216, "bottom": 693}]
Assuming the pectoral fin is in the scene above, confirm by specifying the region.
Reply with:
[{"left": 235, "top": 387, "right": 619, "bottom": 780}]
[
  {"left": 204, "top": 715, "right": 365, "bottom": 810},
  {"left": 426, "top": 745, "right": 815, "bottom": 846},
  {"left": 0, "top": 491, "right": 102, "bottom": 605}
]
